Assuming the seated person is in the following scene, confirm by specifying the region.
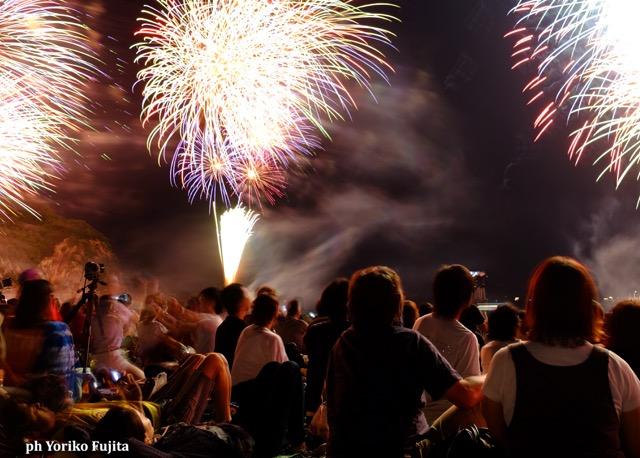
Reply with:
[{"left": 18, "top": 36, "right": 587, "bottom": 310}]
[
  {"left": 91, "top": 295, "right": 144, "bottom": 380},
  {"left": 4, "top": 280, "right": 78, "bottom": 397},
  {"left": 232, "top": 294, "right": 304, "bottom": 457},
  {"left": 480, "top": 303, "right": 520, "bottom": 373},
  {"left": 606, "top": 299, "right": 640, "bottom": 378},
  {"left": 161, "top": 294, "right": 222, "bottom": 354},
  {"left": 483, "top": 257, "right": 640, "bottom": 458},
  {"left": 275, "top": 299, "right": 308, "bottom": 352},
  {"left": 231, "top": 294, "right": 288, "bottom": 386},
  {"left": 137, "top": 304, "right": 191, "bottom": 367},
  {"left": 327, "top": 266, "right": 483, "bottom": 458},
  {"left": 304, "top": 278, "right": 350, "bottom": 413},
  {"left": 150, "top": 352, "right": 231, "bottom": 425},
  {"left": 215, "top": 283, "right": 250, "bottom": 368},
  {"left": 413, "top": 264, "right": 481, "bottom": 423}
]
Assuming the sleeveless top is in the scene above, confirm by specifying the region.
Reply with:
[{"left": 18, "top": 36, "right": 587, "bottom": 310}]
[{"left": 507, "top": 343, "right": 623, "bottom": 458}]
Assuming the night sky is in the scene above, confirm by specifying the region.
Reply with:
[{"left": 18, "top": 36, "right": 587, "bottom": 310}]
[{"left": 43, "top": 0, "right": 640, "bottom": 307}]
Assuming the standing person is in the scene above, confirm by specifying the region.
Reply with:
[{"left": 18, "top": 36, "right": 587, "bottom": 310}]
[
  {"left": 275, "top": 299, "right": 308, "bottom": 352},
  {"left": 606, "top": 300, "right": 640, "bottom": 378},
  {"left": 413, "top": 264, "right": 481, "bottom": 423},
  {"left": 480, "top": 303, "right": 520, "bottom": 373},
  {"left": 483, "top": 257, "right": 640, "bottom": 458},
  {"left": 91, "top": 295, "right": 144, "bottom": 380},
  {"left": 304, "top": 278, "right": 350, "bottom": 413},
  {"left": 326, "top": 266, "right": 483, "bottom": 458},
  {"left": 215, "top": 283, "right": 250, "bottom": 368}
]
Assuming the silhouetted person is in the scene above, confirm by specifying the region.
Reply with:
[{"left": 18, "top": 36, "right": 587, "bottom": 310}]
[{"left": 326, "top": 266, "right": 483, "bottom": 458}]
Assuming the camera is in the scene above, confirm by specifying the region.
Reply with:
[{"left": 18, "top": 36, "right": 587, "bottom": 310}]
[
  {"left": 84, "top": 262, "right": 105, "bottom": 282},
  {"left": 115, "top": 293, "right": 132, "bottom": 306}
]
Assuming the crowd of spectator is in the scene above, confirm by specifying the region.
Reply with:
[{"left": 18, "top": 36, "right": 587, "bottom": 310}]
[{"left": 0, "top": 256, "right": 639, "bottom": 457}]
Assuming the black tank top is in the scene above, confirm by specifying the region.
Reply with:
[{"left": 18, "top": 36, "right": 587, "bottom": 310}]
[{"left": 507, "top": 343, "right": 623, "bottom": 458}]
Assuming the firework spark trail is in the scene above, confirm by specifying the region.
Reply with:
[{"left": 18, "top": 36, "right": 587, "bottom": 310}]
[
  {"left": 0, "top": 0, "right": 98, "bottom": 221},
  {"left": 218, "top": 205, "right": 259, "bottom": 285},
  {"left": 134, "top": 0, "right": 396, "bottom": 207},
  {"left": 0, "top": 88, "right": 64, "bottom": 221},
  {"left": 509, "top": 0, "right": 640, "bottom": 199}
]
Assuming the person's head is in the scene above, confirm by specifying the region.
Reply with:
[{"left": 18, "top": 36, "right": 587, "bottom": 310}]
[
  {"left": 349, "top": 266, "right": 403, "bottom": 330},
  {"left": 256, "top": 285, "right": 278, "bottom": 299},
  {"left": 287, "top": 299, "right": 301, "bottom": 319},
  {"left": 93, "top": 406, "right": 152, "bottom": 444},
  {"left": 432, "top": 265, "right": 475, "bottom": 319},
  {"left": 0, "top": 398, "right": 56, "bottom": 439},
  {"left": 418, "top": 302, "right": 434, "bottom": 317},
  {"left": 14, "top": 279, "right": 55, "bottom": 328},
  {"left": 402, "top": 300, "right": 419, "bottom": 329},
  {"left": 18, "top": 268, "right": 42, "bottom": 286},
  {"left": 220, "top": 283, "right": 250, "bottom": 318},
  {"left": 252, "top": 294, "right": 279, "bottom": 328},
  {"left": 317, "top": 278, "right": 349, "bottom": 322},
  {"left": 488, "top": 304, "right": 520, "bottom": 342},
  {"left": 460, "top": 304, "right": 485, "bottom": 332},
  {"left": 199, "top": 287, "right": 222, "bottom": 314},
  {"left": 606, "top": 300, "right": 640, "bottom": 367},
  {"left": 525, "top": 256, "right": 601, "bottom": 346}
]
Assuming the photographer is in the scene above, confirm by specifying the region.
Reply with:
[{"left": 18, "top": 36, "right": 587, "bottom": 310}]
[{"left": 91, "top": 289, "right": 144, "bottom": 381}]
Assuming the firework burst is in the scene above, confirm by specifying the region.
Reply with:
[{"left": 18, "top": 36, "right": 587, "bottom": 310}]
[
  {"left": 134, "top": 0, "right": 396, "bottom": 207},
  {"left": 218, "top": 205, "right": 259, "bottom": 285},
  {"left": 509, "top": 0, "right": 640, "bottom": 199},
  {"left": 0, "top": 0, "right": 97, "bottom": 220}
]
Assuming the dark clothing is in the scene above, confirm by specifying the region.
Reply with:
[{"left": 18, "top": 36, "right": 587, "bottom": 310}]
[
  {"left": 215, "top": 315, "right": 247, "bottom": 368},
  {"left": 275, "top": 317, "right": 308, "bottom": 352},
  {"left": 232, "top": 361, "right": 305, "bottom": 457},
  {"left": 326, "top": 326, "right": 460, "bottom": 458},
  {"left": 304, "top": 319, "right": 349, "bottom": 412},
  {"left": 507, "top": 343, "right": 623, "bottom": 458}
]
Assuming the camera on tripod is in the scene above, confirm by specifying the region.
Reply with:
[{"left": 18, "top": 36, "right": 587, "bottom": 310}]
[
  {"left": 0, "top": 277, "right": 13, "bottom": 308},
  {"left": 84, "top": 262, "right": 105, "bottom": 283}
]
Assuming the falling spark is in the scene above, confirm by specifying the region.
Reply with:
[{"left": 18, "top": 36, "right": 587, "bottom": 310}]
[
  {"left": 0, "top": 0, "right": 97, "bottom": 220},
  {"left": 508, "top": 0, "right": 640, "bottom": 202}
]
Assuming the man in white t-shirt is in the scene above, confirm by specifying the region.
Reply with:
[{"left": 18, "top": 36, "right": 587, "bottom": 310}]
[
  {"left": 231, "top": 293, "right": 303, "bottom": 456},
  {"left": 414, "top": 264, "right": 480, "bottom": 423},
  {"left": 231, "top": 295, "right": 288, "bottom": 386}
]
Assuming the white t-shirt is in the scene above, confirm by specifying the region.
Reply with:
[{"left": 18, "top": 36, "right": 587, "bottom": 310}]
[
  {"left": 91, "top": 301, "right": 137, "bottom": 354},
  {"left": 413, "top": 313, "right": 481, "bottom": 423},
  {"left": 191, "top": 313, "right": 223, "bottom": 354},
  {"left": 231, "top": 324, "right": 288, "bottom": 386},
  {"left": 483, "top": 341, "right": 640, "bottom": 425}
]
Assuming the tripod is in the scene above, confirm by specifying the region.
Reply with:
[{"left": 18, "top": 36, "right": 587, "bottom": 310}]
[{"left": 65, "top": 276, "right": 106, "bottom": 373}]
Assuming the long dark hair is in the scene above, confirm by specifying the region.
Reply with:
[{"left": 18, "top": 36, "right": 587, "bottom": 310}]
[
  {"left": 14, "top": 280, "right": 53, "bottom": 329},
  {"left": 606, "top": 300, "right": 640, "bottom": 373}
]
